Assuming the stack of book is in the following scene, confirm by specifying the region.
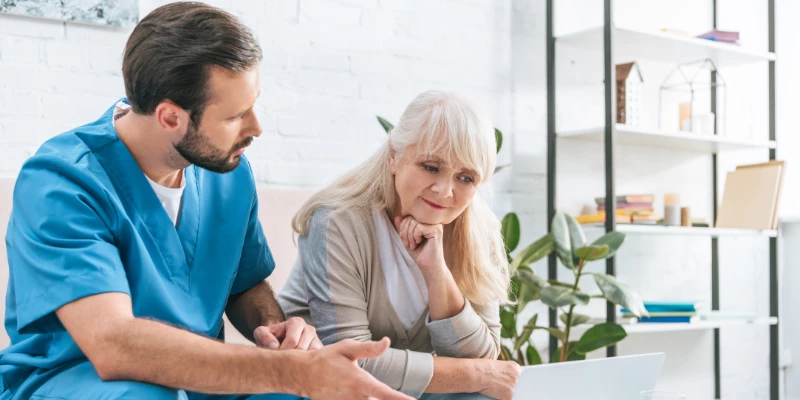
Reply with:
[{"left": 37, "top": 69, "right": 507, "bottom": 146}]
[
  {"left": 575, "top": 194, "right": 658, "bottom": 225},
  {"left": 696, "top": 29, "right": 740, "bottom": 45},
  {"left": 623, "top": 302, "right": 698, "bottom": 323}
]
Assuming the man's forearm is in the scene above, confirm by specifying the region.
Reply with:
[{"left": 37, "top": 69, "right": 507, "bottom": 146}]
[
  {"left": 226, "top": 280, "right": 285, "bottom": 342},
  {"left": 102, "top": 316, "right": 305, "bottom": 395}
]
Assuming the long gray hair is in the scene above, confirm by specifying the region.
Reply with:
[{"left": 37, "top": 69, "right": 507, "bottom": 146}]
[{"left": 292, "top": 90, "right": 510, "bottom": 305}]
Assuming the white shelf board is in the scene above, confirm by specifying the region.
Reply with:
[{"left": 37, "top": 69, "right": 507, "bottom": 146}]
[
  {"left": 568, "top": 317, "right": 777, "bottom": 335},
  {"left": 557, "top": 26, "right": 775, "bottom": 67},
  {"left": 582, "top": 224, "right": 778, "bottom": 238},
  {"left": 620, "top": 317, "right": 777, "bottom": 334},
  {"left": 558, "top": 125, "right": 776, "bottom": 154}
]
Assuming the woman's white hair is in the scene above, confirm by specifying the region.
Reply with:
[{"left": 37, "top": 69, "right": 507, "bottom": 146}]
[{"left": 293, "top": 90, "right": 510, "bottom": 305}]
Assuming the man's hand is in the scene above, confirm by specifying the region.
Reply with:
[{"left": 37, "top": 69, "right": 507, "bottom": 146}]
[
  {"left": 254, "top": 317, "right": 323, "bottom": 350},
  {"left": 301, "top": 337, "right": 414, "bottom": 400}
]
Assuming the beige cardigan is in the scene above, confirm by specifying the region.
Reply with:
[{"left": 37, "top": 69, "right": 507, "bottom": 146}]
[{"left": 278, "top": 208, "right": 501, "bottom": 398}]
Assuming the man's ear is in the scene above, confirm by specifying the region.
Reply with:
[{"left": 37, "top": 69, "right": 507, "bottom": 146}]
[{"left": 154, "top": 101, "right": 189, "bottom": 133}]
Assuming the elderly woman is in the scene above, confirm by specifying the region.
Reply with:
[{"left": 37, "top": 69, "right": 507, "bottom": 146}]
[{"left": 278, "top": 91, "right": 519, "bottom": 399}]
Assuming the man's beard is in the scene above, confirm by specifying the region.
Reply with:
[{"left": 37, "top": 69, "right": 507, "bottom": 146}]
[{"left": 174, "top": 122, "right": 252, "bottom": 174}]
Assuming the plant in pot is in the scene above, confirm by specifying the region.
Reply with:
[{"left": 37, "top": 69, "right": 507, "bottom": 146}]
[{"left": 498, "top": 213, "right": 649, "bottom": 364}]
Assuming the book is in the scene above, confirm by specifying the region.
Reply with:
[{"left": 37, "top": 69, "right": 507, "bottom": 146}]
[
  {"left": 737, "top": 161, "right": 786, "bottom": 230},
  {"left": 575, "top": 213, "right": 632, "bottom": 224},
  {"left": 716, "top": 161, "right": 784, "bottom": 230},
  {"left": 597, "top": 202, "right": 654, "bottom": 211},
  {"left": 696, "top": 29, "right": 740, "bottom": 45},
  {"left": 623, "top": 302, "right": 698, "bottom": 313},
  {"left": 623, "top": 312, "right": 696, "bottom": 318},
  {"left": 638, "top": 316, "right": 693, "bottom": 323},
  {"left": 632, "top": 214, "right": 660, "bottom": 223},
  {"left": 597, "top": 209, "right": 654, "bottom": 215},
  {"left": 595, "top": 194, "right": 655, "bottom": 205}
]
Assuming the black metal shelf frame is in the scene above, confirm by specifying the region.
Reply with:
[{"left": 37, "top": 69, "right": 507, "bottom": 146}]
[{"left": 544, "top": 1, "right": 778, "bottom": 398}]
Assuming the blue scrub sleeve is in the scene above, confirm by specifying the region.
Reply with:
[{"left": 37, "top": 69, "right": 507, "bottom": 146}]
[
  {"left": 230, "top": 192, "right": 275, "bottom": 295},
  {"left": 9, "top": 156, "right": 130, "bottom": 334}
]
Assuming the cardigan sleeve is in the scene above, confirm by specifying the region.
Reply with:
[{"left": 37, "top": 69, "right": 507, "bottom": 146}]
[
  {"left": 425, "top": 299, "right": 501, "bottom": 360},
  {"left": 298, "top": 209, "right": 434, "bottom": 398}
]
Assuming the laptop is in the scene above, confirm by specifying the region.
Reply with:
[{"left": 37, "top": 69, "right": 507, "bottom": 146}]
[{"left": 512, "top": 353, "right": 666, "bottom": 400}]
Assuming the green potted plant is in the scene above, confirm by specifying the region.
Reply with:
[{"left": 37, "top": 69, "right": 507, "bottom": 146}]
[{"left": 499, "top": 213, "right": 648, "bottom": 364}]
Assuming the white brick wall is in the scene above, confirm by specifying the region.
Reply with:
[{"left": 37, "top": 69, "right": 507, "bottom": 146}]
[{"left": 1, "top": 0, "right": 799, "bottom": 399}]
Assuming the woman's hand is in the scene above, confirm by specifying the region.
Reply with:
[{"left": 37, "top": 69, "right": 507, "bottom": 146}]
[
  {"left": 393, "top": 214, "right": 465, "bottom": 321},
  {"left": 393, "top": 215, "right": 446, "bottom": 276},
  {"left": 473, "top": 359, "right": 521, "bottom": 400}
]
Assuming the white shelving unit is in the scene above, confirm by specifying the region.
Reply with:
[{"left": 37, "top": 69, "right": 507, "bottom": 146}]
[
  {"left": 558, "top": 125, "right": 776, "bottom": 154},
  {"left": 569, "top": 317, "right": 778, "bottom": 335},
  {"left": 582, "top": 224, "right": 778, "bottom": 238},
  {"left": 545, "top": 2, "right": 778, "bottom": 398},
  {"left": 557, "top": 25, "right": 776, "bottom": 67}
]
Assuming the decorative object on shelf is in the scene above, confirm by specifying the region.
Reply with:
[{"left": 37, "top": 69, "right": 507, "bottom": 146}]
[
  {"left": 680, "top": 207, "right": 691, "bottom": 227},
  {"left": 659, "top": 27, "right": 689, "bottom": 37},
  {"left": 577, "top": 194, "right": 656, "bottom": 225},
  {"left": 498, "top": 213, "right": 648, "bottom": 365},
  {"left": 0, "top": 0, "right": 139, "bottom": 27},
  {"left": 716, "top": 161, "right": 785, "bottom": 230},
  {"left": 616, "top": 62, "right": 644, "bottom": 128},
  {"left": 623, "top": 302, "right": 698, "bottom": 323},
  {"left": 663, "top": 193, "right": 681, "bottom": 226},
  {"left": 659, "top": 59, "right": 726, "bottom": 135},
  {"left": 696, "top": 29, "right": 741, "bottom": 45}
]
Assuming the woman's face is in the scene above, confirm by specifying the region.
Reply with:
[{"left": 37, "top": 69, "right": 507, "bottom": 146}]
[{"left": 390, "top": 144, "right": 480, "bottom": 225}]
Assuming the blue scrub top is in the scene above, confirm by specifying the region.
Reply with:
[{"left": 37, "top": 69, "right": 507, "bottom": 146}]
[{"left": 0, "top": 99, "right": 275, "bottom": 396}]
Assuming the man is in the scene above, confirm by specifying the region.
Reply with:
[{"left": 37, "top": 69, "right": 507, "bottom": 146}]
[{"left": 0, "top": 3, "right": 411, "bottom": 399}]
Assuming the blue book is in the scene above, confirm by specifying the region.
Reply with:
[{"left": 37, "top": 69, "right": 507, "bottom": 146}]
[
  {"left": 638, "top": 316, "right": 692, "bottom": 323},
  {"left": 622, "top": 302, "right": 696, "bottom": 314}
]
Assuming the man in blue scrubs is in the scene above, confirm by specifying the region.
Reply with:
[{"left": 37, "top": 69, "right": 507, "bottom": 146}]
[{"left": 0, "top": 3, "right": 410, "bottom": 400}]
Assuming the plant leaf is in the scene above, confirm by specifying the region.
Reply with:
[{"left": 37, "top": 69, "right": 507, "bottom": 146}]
[
  {"left": 514, "top": 314, "right": 537, "bottom": 351},
  {"left": 500, "top": 306, "right": 516, "bottom": 339},
  {"left": 566, "top": 214, "right": 587, "bottom": 266},
  {"left": 592, "top": 273, "right": 648, "bottom": 317},
  {"left": 377, "top": 116, "right": 394, "bottom": 133},
  {"left": 511, "top": 234, "right": 555, "bottom": 270},
  {"left": 590, "top": 231, "right": 626, "bottom": 260},
  {"left": 574, "top": 245, "right": 610, "bottom": 261},
  {"left": 516, "top": 281, "right": 540, "bottom": 314},
  {"left": 495, "top": 128, "right": 503, "bottom": 153},
  {"left": 501, "top": 213, "right": 521, "bottom": 253},
  {"left": 517, "top": 270, "right": 548, "bottom": 291},
  {"left": 576, "top": 323, "right": 627, "bottom": 354},
  {"left": 508, "top": 274, "right": 521, "bottom": 304},
  {"left": 537, "top": 327, "right": 567, "bottom": 342},
  {"left": 551, "top": 341, "right": 586, "bottom": 362},
  {"left": 494, "top": 164, "right": 511, "bottom": 174},
  {"left": 551, "top": 214, "right": 575, "bottom": 270},
  {"left": 540, "top": 286, "right": 590, "bottom": 308},
  {"left": 560, "top": 312, "right": 592, "bottom": 327},
  {"left": 548, "top": 280, "right": 574, "bottom": 288},
  {"left": 526, "top": 345, "right": 543, "bottom": 365},
  {"left": 500, "top": 345, "right": 514, "bottom": 361}
]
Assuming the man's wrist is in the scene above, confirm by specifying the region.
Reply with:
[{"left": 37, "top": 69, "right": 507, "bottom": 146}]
[{"left": 265, "top": 350, "right": 310, "bottom": 396}]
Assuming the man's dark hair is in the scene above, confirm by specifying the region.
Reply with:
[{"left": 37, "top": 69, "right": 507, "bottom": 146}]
[{"left": 122, "top": 2, "right": 262, "bottom": 125}]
